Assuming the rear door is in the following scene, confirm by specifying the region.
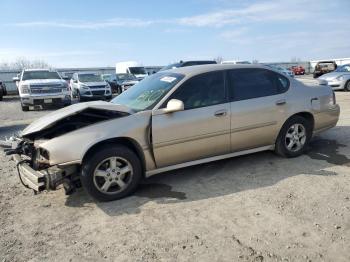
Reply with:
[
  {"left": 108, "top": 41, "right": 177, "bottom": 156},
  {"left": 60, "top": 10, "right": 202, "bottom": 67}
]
[
  {"left": 151, "top": 71, "right": 231, "bottom": 168},
  {"left": 227, "top": 68, "right": 289, "bottom": 152}
]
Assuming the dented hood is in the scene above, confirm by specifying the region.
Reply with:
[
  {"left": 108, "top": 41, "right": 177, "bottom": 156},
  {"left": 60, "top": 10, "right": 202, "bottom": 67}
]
[{"left": 21, "top": 101, "right": 133, "bottom": 137}]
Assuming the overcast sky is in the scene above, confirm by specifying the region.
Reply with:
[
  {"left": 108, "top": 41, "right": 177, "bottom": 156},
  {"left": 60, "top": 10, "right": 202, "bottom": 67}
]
[{"left": 0, "top": 0, "right": 349, "bottom": 67}]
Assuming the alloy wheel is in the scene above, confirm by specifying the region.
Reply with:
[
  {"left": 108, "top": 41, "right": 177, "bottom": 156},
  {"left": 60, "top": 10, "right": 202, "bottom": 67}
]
[
  {"left": 285, "top": 123, "right": 307, "bottom": 152},
  {"left": 93, "top": 157, "right": 133, "bottom": 195}
]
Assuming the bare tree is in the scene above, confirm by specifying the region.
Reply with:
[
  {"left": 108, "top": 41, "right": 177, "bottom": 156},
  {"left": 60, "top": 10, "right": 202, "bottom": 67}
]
[
  {"left": 0, "top": 57, "right": 51, "bottom": 70},
  {"left": 290, "top": 57, "right": 302, "bottom": 63},
  {"left": 214, "top": 56, "right": 223, "bottom": 64}
]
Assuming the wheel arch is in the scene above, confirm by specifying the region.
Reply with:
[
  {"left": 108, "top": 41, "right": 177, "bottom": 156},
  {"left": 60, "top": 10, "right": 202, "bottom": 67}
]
[
  {"left": 82, "top": 137, "right": 146, "bottom": 175},
  {"left": 290, "top": 111, "right": 315, "bottom": 131},
  {"left": 276, "top": 111, "right": 315, "bottom": 141}
]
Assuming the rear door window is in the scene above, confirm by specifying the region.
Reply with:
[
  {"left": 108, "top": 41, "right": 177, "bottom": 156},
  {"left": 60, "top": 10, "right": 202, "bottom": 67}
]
[{"left": 227, "top": 68, "right": 288, "bottom": 101}]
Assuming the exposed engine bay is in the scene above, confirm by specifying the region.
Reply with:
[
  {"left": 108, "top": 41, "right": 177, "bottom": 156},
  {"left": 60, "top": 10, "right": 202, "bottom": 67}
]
[
  {"left": 0, "top": 108, "right": 130, "bottom": 195},
  {"left": 23, "top": 108, "right": 129, "bottom": 140}
]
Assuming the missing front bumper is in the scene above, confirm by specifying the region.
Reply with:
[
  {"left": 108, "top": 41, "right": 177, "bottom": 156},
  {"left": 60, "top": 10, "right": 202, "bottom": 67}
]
[{"left": 12, "top": 154, "right": 78, "bottom": 194}]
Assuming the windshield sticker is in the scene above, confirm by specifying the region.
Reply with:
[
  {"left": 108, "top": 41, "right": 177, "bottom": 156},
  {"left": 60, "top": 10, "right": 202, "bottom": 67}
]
[{"left": 160, "top": 76, "right": 177, "bottom": 83}]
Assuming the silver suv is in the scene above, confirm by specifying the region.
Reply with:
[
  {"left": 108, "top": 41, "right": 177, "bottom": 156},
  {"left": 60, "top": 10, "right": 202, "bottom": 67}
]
[
  {"left": 70, "top": 72, "right": 112, "bottom": 102},
  {"left": 14, "top": 69, "right": 71, "bottom": 111}
]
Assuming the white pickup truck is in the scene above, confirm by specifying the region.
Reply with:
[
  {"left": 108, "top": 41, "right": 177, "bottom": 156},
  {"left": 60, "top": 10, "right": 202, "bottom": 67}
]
[{"left": 13, "top": 69, "right": 71, "bottom": 111}]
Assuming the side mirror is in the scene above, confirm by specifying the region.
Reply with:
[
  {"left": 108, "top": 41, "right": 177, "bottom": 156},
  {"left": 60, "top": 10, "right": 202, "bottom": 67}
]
[
  {"left": 13, "top": 76, "right": 19, "bottom": 82},
  {"left": 165, "top": 99, "right": 184, "bottom": 113}
]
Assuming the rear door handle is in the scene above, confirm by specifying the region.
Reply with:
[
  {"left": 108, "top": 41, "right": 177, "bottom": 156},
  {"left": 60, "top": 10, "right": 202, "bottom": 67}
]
[
  {"left": 214, "top": 109, "right": 227, "bottom": 117},
  {"left": 275, "top": 99, "right": 286, "bottom": 106}
]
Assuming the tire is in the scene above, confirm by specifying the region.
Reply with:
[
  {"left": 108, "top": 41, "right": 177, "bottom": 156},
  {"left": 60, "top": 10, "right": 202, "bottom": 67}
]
[
  {"left": 0, "top": 94, "right": 2, "bottom": 101},
  {"left": 21, "top": 104, "right": 29, "bottom": 111},
  {"left": 345, "top": 80, "right": 350, "bottom": 92},
  {"left": 81, "top": 145, "right": 142, "bottom": 202},
  {"left": 275, "top": 116, "right": 312, "bottom": 158},
  {"left": 77, "top": 90, "right": 82, "bottom": 102}
]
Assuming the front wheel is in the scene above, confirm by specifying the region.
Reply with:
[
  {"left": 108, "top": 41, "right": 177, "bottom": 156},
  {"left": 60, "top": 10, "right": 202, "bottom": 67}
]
[
  {"left": 275, "top": 116, "right": 312, "bottom": 158},
  {"left": 21, "top": 102, "right": 29, "bottom": 111},
  {"left": 81, "top": 145, "right": 142, "bottom": 201},
  {"left": 345, "top": 80, "right": 350, "bottom": 92}
]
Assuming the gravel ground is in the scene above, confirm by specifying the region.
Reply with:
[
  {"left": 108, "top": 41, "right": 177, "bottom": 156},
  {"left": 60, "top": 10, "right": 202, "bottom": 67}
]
[{"left": 0, "top": 79, "right": 349, "bottom": 262}]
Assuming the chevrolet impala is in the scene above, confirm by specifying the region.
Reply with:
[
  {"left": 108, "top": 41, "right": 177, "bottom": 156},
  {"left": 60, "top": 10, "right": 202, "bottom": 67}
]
[{"left": 2, "top": 64, "right": 340, "bottom": 201}]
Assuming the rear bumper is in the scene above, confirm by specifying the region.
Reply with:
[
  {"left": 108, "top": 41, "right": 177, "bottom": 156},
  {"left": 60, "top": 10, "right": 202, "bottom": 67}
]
[{"left": 313, "top": 104, "right": 340, "bottom": 134}]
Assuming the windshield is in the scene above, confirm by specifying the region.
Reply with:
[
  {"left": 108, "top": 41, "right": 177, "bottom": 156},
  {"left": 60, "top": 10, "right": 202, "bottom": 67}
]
[
  {"left": 335, "top": 65, "right": 350, "bottom": 72},
  {"left": 111, "top": 72, "right": 184, "bottom": 111},
  {"left": 129, "top": 67, "right": 146, "bottom": 75},
  {"left": 117, "top": 73, "right": 137, "bottom": 81},
  {"left": 79, "top": 73, "right": 103, "bottom": 82},
  {"left": 22, "top": 71, "right": 61, "bottom": 80}
]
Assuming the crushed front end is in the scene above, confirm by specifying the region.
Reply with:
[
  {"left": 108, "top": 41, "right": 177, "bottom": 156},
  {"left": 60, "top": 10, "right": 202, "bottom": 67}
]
[{"left": 1, "top": 136, "right": 80, "bottom": 195}]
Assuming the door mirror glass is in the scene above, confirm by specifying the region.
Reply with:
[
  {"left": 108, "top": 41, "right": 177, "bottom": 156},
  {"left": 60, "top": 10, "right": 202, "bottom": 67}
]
[{"left": 165, "top": 99, "right": 184, "bottom": 113}]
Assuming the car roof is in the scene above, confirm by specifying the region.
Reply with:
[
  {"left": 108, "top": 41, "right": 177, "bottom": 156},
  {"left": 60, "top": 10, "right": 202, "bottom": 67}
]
[
  {"left": 23, "top": 68, "right": 54, "bottom": 72},
  {"left": 167, "top": 64, "right": 270, "bottom": 77},
  {"left": 76, "top": 71, "right": 100, "bottom": 75}
]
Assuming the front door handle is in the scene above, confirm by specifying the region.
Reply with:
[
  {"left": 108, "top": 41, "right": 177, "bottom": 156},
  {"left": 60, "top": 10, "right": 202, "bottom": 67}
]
[
  {"left": 214, "top": 109, "right": 227, "bottom": 117},
  {"left": 275, "top": 99, "right": 286, "bottom": 106}
]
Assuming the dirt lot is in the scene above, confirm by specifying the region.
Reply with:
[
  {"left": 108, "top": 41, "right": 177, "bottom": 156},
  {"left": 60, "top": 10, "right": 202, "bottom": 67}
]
[{"left": 0, "top": 80, "right": 349, "bottom": 262}]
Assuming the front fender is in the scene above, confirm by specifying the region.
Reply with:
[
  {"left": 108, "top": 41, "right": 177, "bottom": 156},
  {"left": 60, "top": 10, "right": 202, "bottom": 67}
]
[{"left": 40, "top": 111, "right": 152, "bottom": 166}]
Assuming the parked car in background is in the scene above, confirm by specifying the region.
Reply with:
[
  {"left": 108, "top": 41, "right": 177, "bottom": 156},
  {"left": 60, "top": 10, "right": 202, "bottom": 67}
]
[
  {"left": 102, "top": 73, "right": 139, "bottom": 94},
  {"left": 160, "top": 60, "right": 217, "bottom": 71},
  {"left": 318, "top": 64, "right": 350, "bottom": 91},
  {"left": 221, "top": 60, "right": 251, "bottom": 64},
  {"left": 313, "top": 61, "right": 337, "bottom": 78},
  {"left": 6, "top": 64, "right": 339, "bottom": 201},
  {"left": 0, "top": 80, "right": 7, "bottom": 101},
  {"left": 266, "top": 65, "right": 294, "bottom": 78},
  {"left": 116, "top": 61, "right": 147, "bottom": 80},
  {"left": 13, "top": 69, "right": 71, "bottom": 111},
  {"left": 61, "top": 72, "right": 74, "bottom": 82},
  {"left": 289, "top": 66, "right": 305, "bottom": 75},
  {"left": 70, "top": 72, "right": 112, "bottom": 101}
]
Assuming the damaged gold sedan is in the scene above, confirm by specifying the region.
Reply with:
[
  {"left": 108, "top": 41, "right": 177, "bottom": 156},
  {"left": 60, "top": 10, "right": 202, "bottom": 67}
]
[{"left": 1, "top": 65, "right": 340, "bottom": 201}]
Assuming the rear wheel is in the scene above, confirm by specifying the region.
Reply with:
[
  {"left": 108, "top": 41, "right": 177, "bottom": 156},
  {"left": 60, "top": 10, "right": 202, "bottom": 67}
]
[
  {"left": 275, "top": 116, "right": 312, "bottom": 158},
  {"left": 81, "top": 145, "right": 142, "bottom": 201}
]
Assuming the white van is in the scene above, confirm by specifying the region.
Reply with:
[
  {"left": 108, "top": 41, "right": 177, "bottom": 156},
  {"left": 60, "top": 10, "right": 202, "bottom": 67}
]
[{"left": 115, "top": 61, "right": 147, "bottom": 80}]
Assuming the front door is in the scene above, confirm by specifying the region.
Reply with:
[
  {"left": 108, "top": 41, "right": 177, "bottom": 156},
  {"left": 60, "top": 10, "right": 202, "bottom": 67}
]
[{"left": 152, "top": 71, "right": 231, "bottom": 168}]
